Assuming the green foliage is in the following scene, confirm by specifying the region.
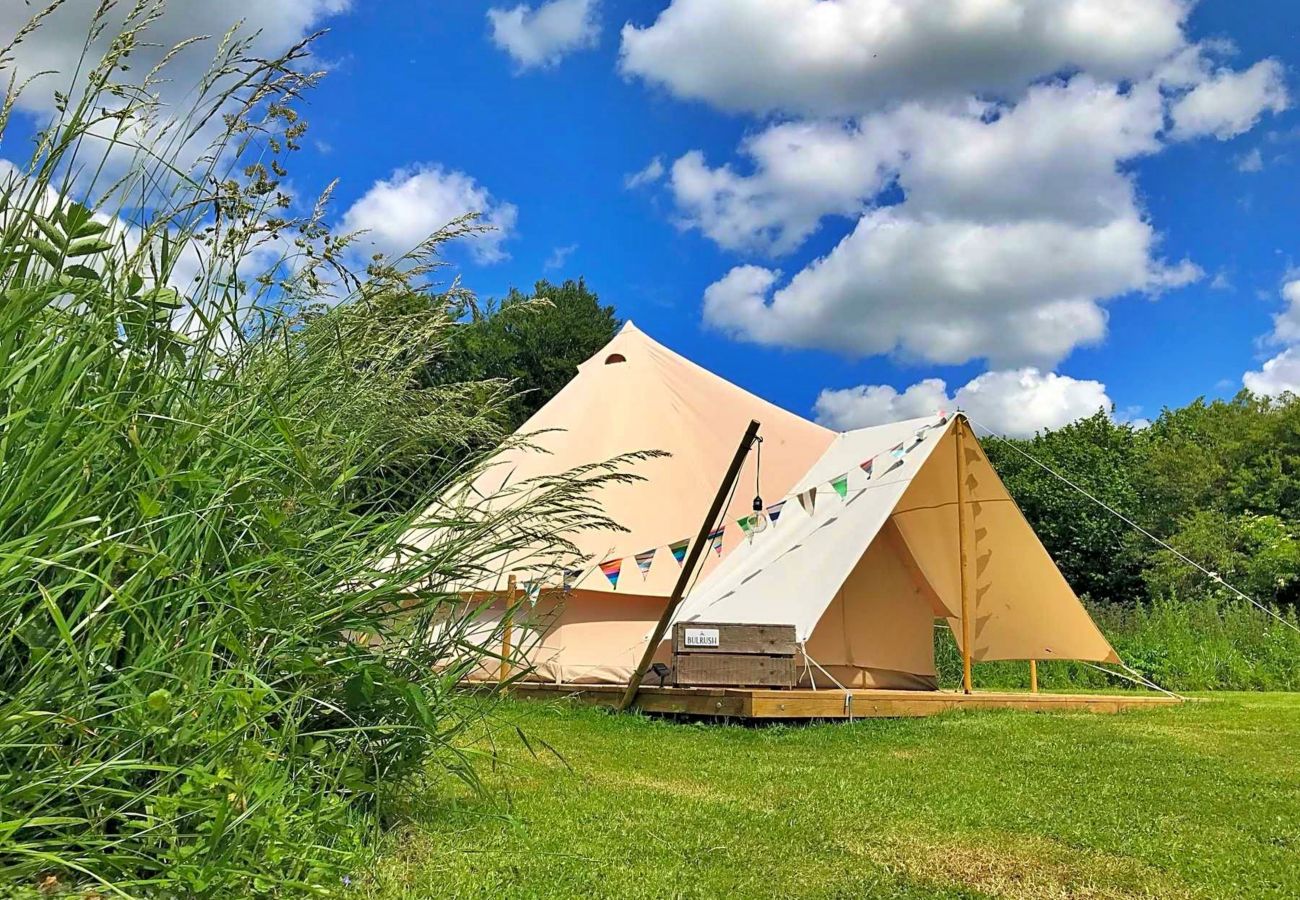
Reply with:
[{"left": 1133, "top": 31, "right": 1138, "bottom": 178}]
[
  {"left": 0, "top": 7, "right": 629, "bottom": 897},
  {"left": 443, "top": 278, "right": 620, "bottom": 429}
]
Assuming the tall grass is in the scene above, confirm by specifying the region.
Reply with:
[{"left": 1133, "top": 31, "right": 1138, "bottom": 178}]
[
  {"left": 0, "top": 4, "right": 627, "bottom": 895},
  {"left": 936, "top": 596, "right": 1300, "bottom": 692}
]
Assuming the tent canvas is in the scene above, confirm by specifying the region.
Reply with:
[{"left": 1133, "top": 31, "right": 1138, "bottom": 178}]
[
  {"left": 401, "top": 321, "right": 835, "bottom": 684},
  {"left": 664, "top": 414, "right": 1119, "bottom": 690}
]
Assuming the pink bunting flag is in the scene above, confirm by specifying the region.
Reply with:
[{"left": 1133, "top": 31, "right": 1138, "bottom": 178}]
[
  {"left": 859, "top": 458, "right": 874, "bottom": 480},
  {"left": 707, "top": 526, "right": 725, "bottom": 556}
]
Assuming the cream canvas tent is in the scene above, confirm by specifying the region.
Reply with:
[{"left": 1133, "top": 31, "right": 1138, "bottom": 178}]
[
  {"left": 663, "top": 413, "right": 1120, "bottom": 690},
  {"left": 405, "top": 322, "right": 835, "bottom": 684}
]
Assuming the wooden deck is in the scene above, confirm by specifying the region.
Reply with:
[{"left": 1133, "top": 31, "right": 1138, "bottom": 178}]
[{"left": 500, "top": 681, "right": 1181, "bottom": 719}]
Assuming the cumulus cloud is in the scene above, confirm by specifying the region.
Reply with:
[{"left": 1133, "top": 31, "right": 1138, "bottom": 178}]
[
  {"left": 621, "top": 0, "right": 1188, "bottom": 117},
  {"left": 1245, "top": 347, "right": 1300, "bottom": 398},
  {"left": 1170, "top": 59, "right": 1290, "bottom": 141},
  {"left": 488, "top": 0, "right": 599, "bottom": 70},
  {"left": 1235, "top": 148, "right": 1265, "bottom": 172},
  {"left": 1, "top": 0, "right": 352, "bottom": 119},
  {"left": 623, "top": 0, "right": 1283, "bottom": 370},
  {"left": 1245, "top": 279, "right": 1300, "bottom": 396},
  {"left": 544, "top": 242, "right": 578, "bottom": 270},
  {"left": 814, "top": 369, "right": 1113, "bottom": 437},
  {"left": 340, "top": 165, "right": 518, "bottom": 264}
]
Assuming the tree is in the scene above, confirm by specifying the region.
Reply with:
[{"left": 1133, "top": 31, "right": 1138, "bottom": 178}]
[{"left": 445, "top": 278, "right": 620, "bottom": 429}]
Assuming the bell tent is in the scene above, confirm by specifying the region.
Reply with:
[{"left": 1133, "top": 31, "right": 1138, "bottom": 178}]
[
  {"left": 406, "top": 321, "right": 835, "bottom": 684},
  {"left": 663, "top": 413, "right": 1119, "bottom": 690}
]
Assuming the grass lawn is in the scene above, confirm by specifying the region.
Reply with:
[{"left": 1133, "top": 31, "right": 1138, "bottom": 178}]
[{"left": 362, "top": 693, "right": 1300, "bottom": 899}]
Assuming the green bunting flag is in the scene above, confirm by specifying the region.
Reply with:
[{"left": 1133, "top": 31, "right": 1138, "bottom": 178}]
[
  {"left": 831, "top": 473, "right": 849, "bottom": 499},
  {"left": 737, "top": 514, "right": 754, "bottom": 536},
  {"left": 634, "top": 549, "right": 656, "bottom": 579},
  {"left": 669, "top": 539, "right": 690, "bottom": 564}
]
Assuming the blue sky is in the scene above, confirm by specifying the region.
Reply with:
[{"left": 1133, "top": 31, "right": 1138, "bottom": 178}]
[{"left": 6, "top": 1, "right": 1300, "bottom": 436}]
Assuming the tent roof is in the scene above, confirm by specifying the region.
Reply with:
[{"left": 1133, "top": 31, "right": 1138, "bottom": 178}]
[
  {"left": 668, "top": 415, "right": 1119, "bottom": 664},
  {"left": 406, "top": 322, "right": 834, "bottom": 596}
]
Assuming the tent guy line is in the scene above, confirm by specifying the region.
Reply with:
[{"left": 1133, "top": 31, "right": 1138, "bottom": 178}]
[{"left": 965, "top": 415, "right": 1300, "bottom": 638}]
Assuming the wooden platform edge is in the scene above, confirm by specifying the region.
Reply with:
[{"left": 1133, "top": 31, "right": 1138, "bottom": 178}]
[{"left": 482, "top": 682, "right": 1181, "bottom": 719}]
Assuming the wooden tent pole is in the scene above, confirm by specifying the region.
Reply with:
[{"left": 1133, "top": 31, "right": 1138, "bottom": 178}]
[
  {"left": 498, "top": 573, "right": 516, "bottom": 689},
  {"left": 1029, "top": 659, "right": 1039, "bottom": 693},
  {"left": 619, "top": 419, "right": 761, "bottom": 711},
  {"left": 955, "top": 415, "right": 975, "bottom": 695}
]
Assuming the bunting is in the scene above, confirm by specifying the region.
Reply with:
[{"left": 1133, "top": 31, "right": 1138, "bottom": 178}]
[
  {"left": 831, "top": 473, "right": 849, "bottom": 499},
  {"left": 707, "top": 526, "right": 725, "bottom": 556},
  {"left": 669, "top": 538, "right": 690, "bottom": 565},
  {"left": 599, "top": 558, "right": 622, "bottom": 589},
  {"left": 527, "top": 422, "right": 966, "bottom": 589},
  {"left": 634, "top": 549, "right": 656, "bottom": 579}
]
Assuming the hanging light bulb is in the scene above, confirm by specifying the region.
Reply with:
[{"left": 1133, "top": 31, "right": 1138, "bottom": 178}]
[{"left": 749, "top": 494, "right": 768, "bottom": 535}]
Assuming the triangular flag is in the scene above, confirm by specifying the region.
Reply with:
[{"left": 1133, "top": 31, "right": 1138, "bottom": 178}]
[
  {"left": 831, "top": 473, "right": 849, "bottom": 499},
  {"left": 523, "top": 580, "right": 541, "bottom": 604},
  {"left": 707, "top": 526, "right": 725, "bottom": 556},
  {"left": 634, "top": 549, "right": 656, "bottom": 579},
  {"left": 937, "top": 409, "right": 949, "bottom": 425},
  {"left": 599, "top": 558, "right": 622, "bottom": 589},
  {"left": 767, "top": 500, "right": 786, "bottom": 523},
  {"left": 859, "top": 458, "right": 874, "bottom": 480},
  {"left": 890, "top": 442, "right": 906, "bottom": 459},
  {"left": 737, "top": 514, "right": 754, "bottom": 536},
  {"left": 563, "top": 568, "right": 582, "bottom": 590},
  {"left": 669, "top": 539, "right": 690, "bottom": 564},
  {"left": 797, "top": 487, "right": 816, "bottom": 515}
]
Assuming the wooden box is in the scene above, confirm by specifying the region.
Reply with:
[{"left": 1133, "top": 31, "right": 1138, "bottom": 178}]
[{"left": 671, "top": 622, "right": 798, "bottom": 688}]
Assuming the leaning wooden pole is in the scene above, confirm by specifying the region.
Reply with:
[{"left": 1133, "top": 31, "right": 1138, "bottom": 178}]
[
  {"left": 955, "top": 415, "right": 975, "bottom": 695},
  {"left": 618, "top": 419, "right": 761, "bottom": 711}
]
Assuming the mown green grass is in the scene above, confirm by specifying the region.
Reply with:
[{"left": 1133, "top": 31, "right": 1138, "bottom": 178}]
[{"left": 362, "top": 694, "right": 1300, "bottom": 900}]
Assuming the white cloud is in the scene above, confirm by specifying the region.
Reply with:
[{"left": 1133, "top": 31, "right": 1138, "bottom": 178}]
[
  {"left": 488, "top": 0, "right": 599, "bottom": 70},
  {"left": 624, "top": 156, "right": 665, "bottom": 189},
  {"left": 544, "top": 242, "right": 578, "bottom": 271},
  {"left": 1235, "top": 148, "right": 1265, "bottom": 172},
  {"left": 340, "top": 165, "right": 518, "bottom": 265},
  {"left": 1245, "top": 347, "right": 1300, "bottom": 397},
  {"left": 624, "top": 3, "right": 1286, "bottom": 370},
  {"left": 1, "top": 0, "right": 352, "bottom": 118},
  {"left": 1244, "top": 279, "right": 1300, "bottom": 396},
  {"left": 621, "top": 0, "right": 1189, "bottom": 117},
  {"left": 1170, "top": 59, "right": 1290, "bottom": 141},
  {"left": 814, "top": 368, "right": 1112, "bottom": 437}
]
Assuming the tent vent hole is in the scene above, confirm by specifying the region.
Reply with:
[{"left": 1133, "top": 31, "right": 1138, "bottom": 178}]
[{"left": 604, "top": 353, "right": 627, "bottom": 365}]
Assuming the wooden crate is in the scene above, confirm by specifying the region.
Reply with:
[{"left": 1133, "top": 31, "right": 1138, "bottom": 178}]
[{"left": 672, "top": 622, "right": 798, "bottom": 688}]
